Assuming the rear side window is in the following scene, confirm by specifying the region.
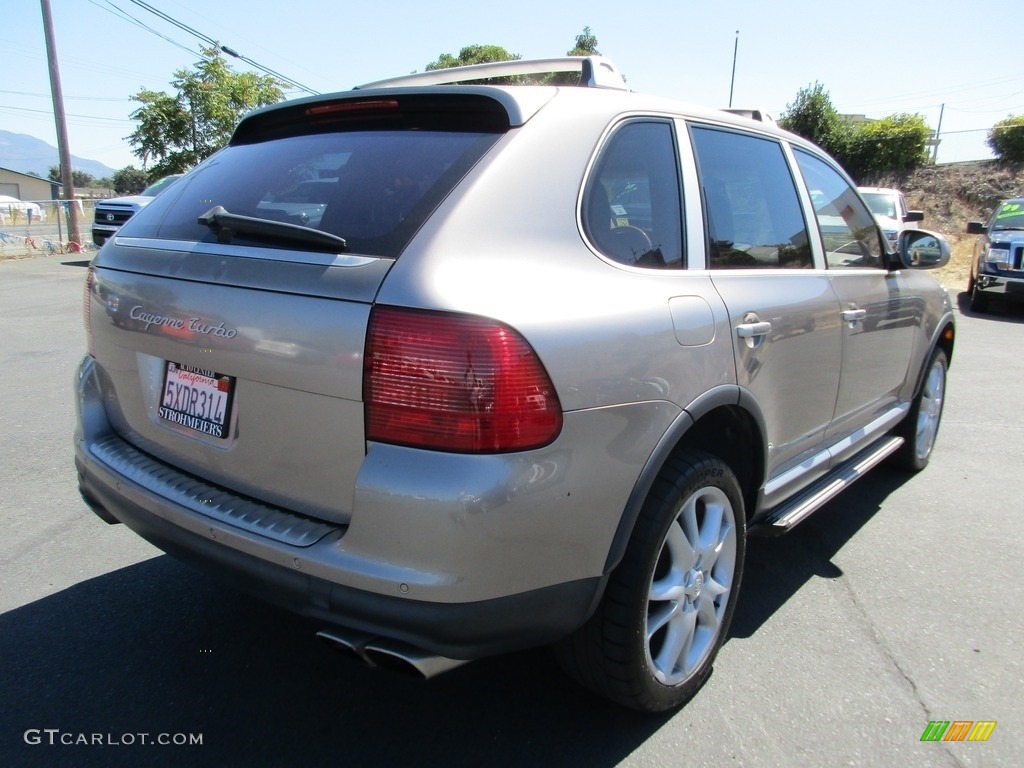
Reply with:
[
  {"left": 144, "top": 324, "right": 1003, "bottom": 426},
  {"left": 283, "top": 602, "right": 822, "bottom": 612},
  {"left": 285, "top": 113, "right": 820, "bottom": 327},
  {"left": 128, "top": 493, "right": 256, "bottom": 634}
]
[
  {"left": 582, "top": 120, "right": 683, "bottom": 268},
  {"left": 691, "top": 126, "right": 812, "bottom": 270},
  {"left": 121, "top": 97, "right": 506, "bottom": 258}
]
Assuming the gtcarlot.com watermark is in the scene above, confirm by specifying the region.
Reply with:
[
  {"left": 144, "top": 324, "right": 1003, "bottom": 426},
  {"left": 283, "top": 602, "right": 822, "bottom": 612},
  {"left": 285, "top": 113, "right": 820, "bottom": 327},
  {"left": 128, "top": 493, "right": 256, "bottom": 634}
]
[{"left": 24, "top": 729, "right": 202, "bottom": 747}]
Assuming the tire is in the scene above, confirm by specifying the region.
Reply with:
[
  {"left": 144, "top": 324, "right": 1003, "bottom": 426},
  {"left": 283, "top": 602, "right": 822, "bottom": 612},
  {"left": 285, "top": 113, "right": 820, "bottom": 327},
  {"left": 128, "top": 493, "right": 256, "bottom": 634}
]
[
  {"left": 556, "top": 450, "right": 746, "bottom": 712},
  {"left": 894, "top": 347, "right": 948, "bottom": 472}
]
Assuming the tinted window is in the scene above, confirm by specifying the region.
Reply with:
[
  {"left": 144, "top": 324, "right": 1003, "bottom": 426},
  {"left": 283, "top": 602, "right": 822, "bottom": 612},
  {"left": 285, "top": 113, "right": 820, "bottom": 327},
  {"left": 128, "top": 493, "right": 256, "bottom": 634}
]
[
  {"left": 122, "top": 130, "right": 501, "bottom": 258},
  {"left": 583, "top": 121, "right": 683, "bottom": 268},
  {"left": 794, "top": 150, "right": 883, "bottom": 268},
  {"left": 691, "top": 127, "right": 812, "bottom": 270}
]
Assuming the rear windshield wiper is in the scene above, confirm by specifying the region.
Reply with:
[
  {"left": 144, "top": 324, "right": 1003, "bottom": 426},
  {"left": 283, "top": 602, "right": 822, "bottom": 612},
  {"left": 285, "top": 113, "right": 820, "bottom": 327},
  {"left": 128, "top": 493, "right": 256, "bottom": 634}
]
[{"left": 198, "top": 206, "right": 348, "bottom": 252}]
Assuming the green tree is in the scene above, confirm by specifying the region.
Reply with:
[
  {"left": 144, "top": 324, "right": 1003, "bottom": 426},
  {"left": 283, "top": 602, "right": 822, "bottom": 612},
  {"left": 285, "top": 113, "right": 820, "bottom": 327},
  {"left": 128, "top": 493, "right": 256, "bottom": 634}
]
[
  {"left": 567, "top": 26, "right": 600, "bottom": 56},
  {"left": 425, "top": 44, "right": 520, "bottom": 71},
  {"left": 987, "top": 115, "right": 1024, "bottom": 162},
  {"left": 779, "top": 82, "right": 848, "bottom": 158},
  {"left": 843, "top": 114, "right": 931, "bottom": 179},
  {"left": 425, "top": 44, "right": 522, "bottom": 85},
  {"left": 128, "top": 48, "right": 284, "bottom": 178},
  {"left": 47, "top": 166, "right": 95, "bottom": 187},
  {"left": 112, "top": 165, "right": 149, "bottom": 195}
]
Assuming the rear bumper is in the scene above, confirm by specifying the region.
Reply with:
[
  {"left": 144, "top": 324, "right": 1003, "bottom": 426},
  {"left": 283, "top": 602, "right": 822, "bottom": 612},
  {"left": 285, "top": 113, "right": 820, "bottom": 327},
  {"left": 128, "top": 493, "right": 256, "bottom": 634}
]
[
  {"left": 76, "top": 453, "right": 602, "bottom": 658},
  {"left": 74, "top": 354, "right": 624, "bottom": 658}
]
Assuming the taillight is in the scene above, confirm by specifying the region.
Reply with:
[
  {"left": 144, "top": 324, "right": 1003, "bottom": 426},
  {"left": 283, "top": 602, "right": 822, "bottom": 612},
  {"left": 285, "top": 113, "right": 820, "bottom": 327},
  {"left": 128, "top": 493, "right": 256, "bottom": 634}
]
[
  {"left": 83, "top": 267, "right": 94, "bottom": 355},
  {"left": 364, "top": 306, "right": 562, "bottom": 453}
]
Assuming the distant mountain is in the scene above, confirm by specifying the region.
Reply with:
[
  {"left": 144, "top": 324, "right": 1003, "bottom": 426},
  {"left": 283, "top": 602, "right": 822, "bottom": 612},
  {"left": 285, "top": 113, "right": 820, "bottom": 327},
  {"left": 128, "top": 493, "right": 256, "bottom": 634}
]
[{"left": 0, "top": 130, "right": 117, "bottom": 179}]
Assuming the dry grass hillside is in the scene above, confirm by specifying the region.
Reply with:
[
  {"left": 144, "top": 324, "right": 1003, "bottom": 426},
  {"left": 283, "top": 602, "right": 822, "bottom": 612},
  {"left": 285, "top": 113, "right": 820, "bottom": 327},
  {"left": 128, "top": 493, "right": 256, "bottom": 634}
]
[{"left": 863, "top": 160, "right": 1024, "bottom": 292}]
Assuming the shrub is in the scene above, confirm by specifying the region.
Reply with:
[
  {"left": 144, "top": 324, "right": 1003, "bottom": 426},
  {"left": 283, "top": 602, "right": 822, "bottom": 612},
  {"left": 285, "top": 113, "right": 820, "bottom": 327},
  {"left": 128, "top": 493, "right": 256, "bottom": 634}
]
[
  {"left": 780, "top": 82, "right": 849, "bottom": 159},
  {"left": 987, "top": 116, "right": 1024, "bottom": 162},
  {"left": 840, "top": 114, "right": 931, "bottom": 179}
]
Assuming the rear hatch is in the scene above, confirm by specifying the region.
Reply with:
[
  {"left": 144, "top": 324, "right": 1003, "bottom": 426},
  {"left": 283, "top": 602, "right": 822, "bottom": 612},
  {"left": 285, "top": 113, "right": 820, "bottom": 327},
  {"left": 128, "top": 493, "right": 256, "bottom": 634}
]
[{"left": 85, "top": 92, "right": 516, "bottom": 524}]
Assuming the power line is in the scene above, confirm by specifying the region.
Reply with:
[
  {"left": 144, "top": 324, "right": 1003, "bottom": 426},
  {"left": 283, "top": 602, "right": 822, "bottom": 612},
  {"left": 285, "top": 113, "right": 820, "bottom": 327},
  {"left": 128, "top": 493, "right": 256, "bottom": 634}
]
[
  {"left": 218, "top": 46, "right": 318, "bottom": 94},
  {"left": 0, "top": 105, "right": 133, "bottom": 124},
  {"left": 0, "top": 88, "right": 129, "bottom": 103},
  {"left": 87, "top": 0, "right": 202, "bottom": 58},
  {"left": 126, "top": 0, "right": 318, "bottom": 94},
  {"left": 842, "top": 72, "right": 1024, "bottom": 113},
  {"left": 127, "top": 0, "right": 218, "bottom": 47}
]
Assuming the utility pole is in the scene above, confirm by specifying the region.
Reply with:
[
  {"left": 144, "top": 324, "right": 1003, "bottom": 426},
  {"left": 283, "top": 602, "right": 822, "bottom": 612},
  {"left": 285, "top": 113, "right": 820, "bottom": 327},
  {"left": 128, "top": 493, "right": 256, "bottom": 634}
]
[
  {"left": 40, "top": 0, "right": 81, "bottom": 247},
  {"left": 728, "top": 30, "right": 739, "bottom": 108},
  {"left": 932, "top": 103, "right": 945, "bottom": 164}
]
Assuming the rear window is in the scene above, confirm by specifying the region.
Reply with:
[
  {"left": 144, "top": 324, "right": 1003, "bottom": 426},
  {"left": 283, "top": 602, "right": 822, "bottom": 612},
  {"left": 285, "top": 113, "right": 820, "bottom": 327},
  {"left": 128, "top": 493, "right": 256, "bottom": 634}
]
[{"left": 122, "top": 97, "right": 507, "bottom": 258}]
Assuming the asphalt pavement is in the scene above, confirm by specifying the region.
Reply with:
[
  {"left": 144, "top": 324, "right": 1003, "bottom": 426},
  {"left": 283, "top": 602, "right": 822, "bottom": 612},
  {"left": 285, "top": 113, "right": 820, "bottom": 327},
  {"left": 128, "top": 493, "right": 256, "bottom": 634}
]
[{"left": 1, "top": 252, "right": 1021, "bottom": 767}]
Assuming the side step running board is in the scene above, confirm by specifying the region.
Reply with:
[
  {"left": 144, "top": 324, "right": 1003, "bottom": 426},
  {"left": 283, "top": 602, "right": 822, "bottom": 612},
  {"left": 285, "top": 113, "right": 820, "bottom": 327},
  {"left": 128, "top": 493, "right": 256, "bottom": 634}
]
[{"left": 752, "top": 435, "right": 905, "bottom": 536}]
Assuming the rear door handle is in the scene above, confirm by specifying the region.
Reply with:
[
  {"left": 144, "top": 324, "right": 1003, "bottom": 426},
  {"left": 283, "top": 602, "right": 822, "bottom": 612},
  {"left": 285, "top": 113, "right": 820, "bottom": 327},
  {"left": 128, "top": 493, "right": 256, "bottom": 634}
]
[
  {"left": 841, "top": 309, "right": 867, "bottom": 325},
  {"left": 736, "top": 320, "right": 772, "bottom": 349},
  {"left": 736, "top": 321, "right": 772, "bottom": 338}
]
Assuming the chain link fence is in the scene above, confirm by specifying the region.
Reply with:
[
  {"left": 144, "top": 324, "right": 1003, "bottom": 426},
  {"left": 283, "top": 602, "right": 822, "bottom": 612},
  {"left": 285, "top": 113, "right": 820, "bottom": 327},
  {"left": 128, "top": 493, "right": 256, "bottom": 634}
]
[
  {"left": 933, "top": 129, "right": 994, "bottom": 165},
  {"left": 0, "top": 198, "right": 98, "bottom": 258}
]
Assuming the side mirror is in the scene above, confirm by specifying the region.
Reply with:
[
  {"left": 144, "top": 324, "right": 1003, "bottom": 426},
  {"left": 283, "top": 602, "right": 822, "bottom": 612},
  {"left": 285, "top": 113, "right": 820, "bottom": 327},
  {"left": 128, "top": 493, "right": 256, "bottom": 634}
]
[
  {"left": 966, "top": 221, "right": 987, "bottom": 235},
  {"left": 904, "top": 210, "right": 924, "bottom": 223},
  {"left": 895, "top": 229, "right": 949, "bottom": 269}
]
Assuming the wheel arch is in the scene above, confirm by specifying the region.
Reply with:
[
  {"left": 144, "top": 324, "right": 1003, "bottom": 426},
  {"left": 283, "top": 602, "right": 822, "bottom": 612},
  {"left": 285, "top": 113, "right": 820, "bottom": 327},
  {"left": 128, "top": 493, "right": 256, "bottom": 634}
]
[
  {"left": 921, "top": 313, "right": 955, "bottom": 389},
  {"left": 936, "top": 316, "right": 955, "bottom": 367},
  {"left": 601, "top": 385, "right": 767, "bottom": 574}
]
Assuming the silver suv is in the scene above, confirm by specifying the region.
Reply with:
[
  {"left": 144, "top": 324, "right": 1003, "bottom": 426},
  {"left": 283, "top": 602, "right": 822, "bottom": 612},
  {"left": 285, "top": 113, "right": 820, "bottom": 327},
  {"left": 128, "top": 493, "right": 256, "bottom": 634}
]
[{"left": 74, "top": 57, "right": 955, "bottom": 712}]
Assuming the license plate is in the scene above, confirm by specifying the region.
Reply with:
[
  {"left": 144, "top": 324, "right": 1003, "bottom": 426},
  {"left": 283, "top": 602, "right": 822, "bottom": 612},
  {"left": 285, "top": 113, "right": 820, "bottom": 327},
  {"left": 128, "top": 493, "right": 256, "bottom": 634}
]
[{"left": 159, "top": 362, "right": 234, "bottom": 439}]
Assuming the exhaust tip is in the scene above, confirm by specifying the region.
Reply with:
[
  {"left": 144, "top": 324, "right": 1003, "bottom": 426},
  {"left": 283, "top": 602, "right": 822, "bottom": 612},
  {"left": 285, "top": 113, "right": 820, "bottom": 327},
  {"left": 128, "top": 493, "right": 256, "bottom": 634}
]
[
  {"left": 364, "top": 640, "right": 470, "bottom": 679},
  {"left": 316, "top": 628, "right": 375, "bottom": 667},
  {"left": 316, "top": 629, "right": 470, "bottom": 679},
  {"left": 363, "top": 646, "right": 427, "bottom": 678}
]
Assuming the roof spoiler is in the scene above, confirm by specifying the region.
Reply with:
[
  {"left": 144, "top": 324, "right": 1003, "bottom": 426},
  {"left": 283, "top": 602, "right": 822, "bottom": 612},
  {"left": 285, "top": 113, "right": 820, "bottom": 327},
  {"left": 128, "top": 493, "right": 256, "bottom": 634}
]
[{"left": 355, "top": 56, "right": 628, "bottom": 91}]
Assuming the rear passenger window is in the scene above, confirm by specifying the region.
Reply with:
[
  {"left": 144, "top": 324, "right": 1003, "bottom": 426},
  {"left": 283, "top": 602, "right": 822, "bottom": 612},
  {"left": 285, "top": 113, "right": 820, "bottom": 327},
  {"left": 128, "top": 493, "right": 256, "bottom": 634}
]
[
  {"left": 583, "top": 121, "right": 683, "bottom": 268},
  {"left": 691, "top": 126, "right": 812, "bottom": 270},
  {"left": 793, "top": 150, "right": 884, "bottom": 268}
]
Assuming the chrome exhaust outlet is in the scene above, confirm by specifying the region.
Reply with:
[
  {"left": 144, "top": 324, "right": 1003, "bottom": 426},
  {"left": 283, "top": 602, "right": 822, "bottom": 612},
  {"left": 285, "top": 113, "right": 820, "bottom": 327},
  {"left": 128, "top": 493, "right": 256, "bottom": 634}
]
[
  {"left": 317, "top": 629, "right": 469, "bottom": 679},
  {"left": 316, "top": 628, "right": 376, "bottom": 666},
  {"left": 364, "top": 640, "right": 470, "bottom": 679}
]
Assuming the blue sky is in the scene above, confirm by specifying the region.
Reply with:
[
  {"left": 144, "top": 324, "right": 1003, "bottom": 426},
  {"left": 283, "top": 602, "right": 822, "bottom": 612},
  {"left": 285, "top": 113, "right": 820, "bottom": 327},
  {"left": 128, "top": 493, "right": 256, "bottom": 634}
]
[{"left": 2, "top": 0, "right": 1019, "bottom": 171}]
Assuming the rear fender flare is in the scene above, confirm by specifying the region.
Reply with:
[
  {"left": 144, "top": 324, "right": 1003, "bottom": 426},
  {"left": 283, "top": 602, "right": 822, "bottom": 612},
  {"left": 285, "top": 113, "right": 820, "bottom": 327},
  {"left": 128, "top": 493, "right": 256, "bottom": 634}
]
[{"left": 601, "top": 385, "right": 768, "bottom": 574}]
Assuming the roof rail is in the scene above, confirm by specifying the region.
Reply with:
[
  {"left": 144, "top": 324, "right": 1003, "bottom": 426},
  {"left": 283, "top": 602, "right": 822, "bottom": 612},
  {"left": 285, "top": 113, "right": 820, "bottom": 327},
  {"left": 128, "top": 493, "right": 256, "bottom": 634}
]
[
  {"left": 355, "top": 56, "right": 627, "bottom": 91},
  {"left": 720, "top": 108, "right": 777, "bottom": 126}
]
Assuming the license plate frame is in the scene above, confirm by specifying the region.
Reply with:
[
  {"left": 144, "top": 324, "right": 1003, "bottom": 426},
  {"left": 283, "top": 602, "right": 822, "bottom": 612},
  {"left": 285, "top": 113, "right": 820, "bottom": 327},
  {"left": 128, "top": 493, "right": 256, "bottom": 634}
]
[{"left": 159, "top": 361, "right": 235, "bottom": 439}]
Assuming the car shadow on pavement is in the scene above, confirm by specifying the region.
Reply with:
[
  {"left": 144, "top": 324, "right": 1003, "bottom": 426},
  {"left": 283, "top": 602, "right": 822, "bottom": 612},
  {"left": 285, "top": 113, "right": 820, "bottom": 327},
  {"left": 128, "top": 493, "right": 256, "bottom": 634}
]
[
  {"left": 730, "top": 466, "right": 909, "bottom": 640},
  {"left": 0, "top": 555, "right": 670, "bottom": 768}
]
